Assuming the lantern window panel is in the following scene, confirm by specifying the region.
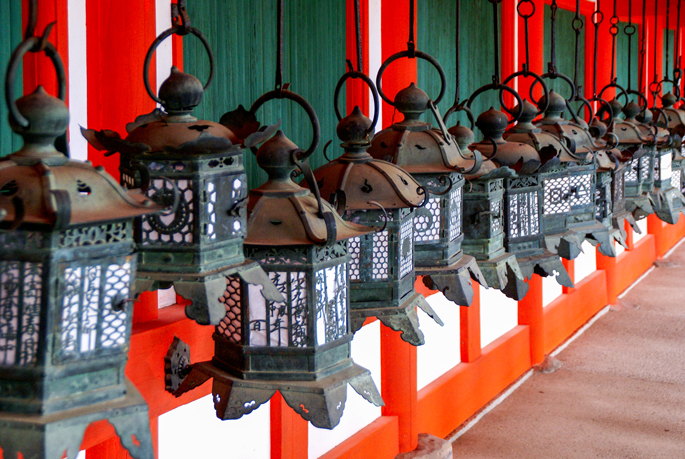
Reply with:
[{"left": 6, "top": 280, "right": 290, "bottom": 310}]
[
  {"left": 59, "top": 222, "right": 130, "bottom": 248},
  {"left": 671, "top": 169, "right": 682, "bottom": 192},
  {"left": 57, "top": 261, "right": 131, "bottom": 360},
  {"left": 142, "top": 178, "right": 194, "bottom": 245},
  {"left": 490, "top": 199, "right": 502, "bottom": 235},
  {"left": 449, "top": 186, "right": 462, "bottom": 242},
  {"left": 0, "top": 261, "right": 42, "bottom": 366},
  {"left": 640, "top": 156, "right": 652, "bottom": 181},
  {"left": 217, "top": 276, "right": 242, "bottom": 344},
  {"left": 681, "top": 169, "right": 685, "bottom": 194},
  {"left": 348, "top": 237, "right": 361, "bottom": 281},
  {"left": 568, "top": 174, "right": 593, "bottom": 208},
  {"left": 248, "top": 272, "right": 308, "bottom": 348},
  {"left": 372, "top": 231, "right": 390, "bottom": 280},
  {"left": 415, "top": 197, "right": 441, "bottom": 243},
  {"left": 656, "top": 152, "right": 672, "bottom": 181},
  {"left": 315, "top": 262, "right": 348, "bottom": 346},
  {"left": 543, "top": 177, "right": 571, "bottom": 215},
  {"left": 613, "top": 171, "right": 625, "bottom": 203},
  {"left": 626, "top": 158, "right": 639, "bottom": 182},
  {"left": 206, "top": 182, "right": 217, "bottom": 240},
  {"left": 399, "top": 217, "right": 414, "bottom": 279},
  {"left": 508, "top": 191, "right": 540, "bottom": 238}
]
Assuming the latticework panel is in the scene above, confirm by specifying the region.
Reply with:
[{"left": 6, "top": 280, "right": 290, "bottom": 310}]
[
  {"left": 142, "top": 179, "right": 194, "bottom": 245},
  {"left": 449, "top": 186, "right": 462, "bottom": 241},
  {"left": 491, "top": 199, "right": 502, "bottom": 235},
  {"left": 371, "top": 231, "right": 389, "bottom": 280},
  {"left": 217, "top": 276, "right": 242, "bottom": 344},
  {"left": 568, "top": 174, "right": 593, "bottom": 207},
  {"left": 315, "top": 262, "right": 348, "bottom": 346},
  {"left": 348, "top": 237, "right": 361, "bottom": 281},
  {"left": 640, "top": 156, "right": 652, "bottom": 181},
  {"left": 671, "top": 169, "right": 682, "bottom": 192},
  {"left": 626, "top": 158, "right": 639, "bottom": 182},
  {"left": 543, "top": 176, "right": 571, "bottom": 214},
  {"left": 399, "top": 217, "right": 414, "bottom": 279},
  {"left": 415, "top": 198, "right": 441, "bottom": 242},
  {"left": 613, "top": 169, "right": 625, "bottom": 203},
  {"left": 0, "top": 261, "right": 42, "bottom": 366},
  {"left": 206, "top": 182, "right": 217, "bottom": 240},
  {"left": 508, "top": 191, "right": 540, "bottom": 238},
  {"left": 100, "top": 263, "right": 131, "bottom": 349},
  {"left": 59, "top": 222, "right": 129, "bottom": 248},
  {"left": 248, "top": 271, "right": 308, "bottom": 348}
]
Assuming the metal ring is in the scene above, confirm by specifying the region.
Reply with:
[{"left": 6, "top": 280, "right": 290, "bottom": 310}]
[
  {"left": 5, "top": 37, "right": 66, "bottom": 129},
  {"left": 624, "top": 24, "right": 637, "bottom": 36},
  {"left": 516, "top": 0, "right": 535, "bottom": 19},
  {"left": 333, "top": 70, "right": 380, "bottom": 135},
  {"left": 591, "top": 11, "right": 604, "bottom": 26},
  {"left": 572, "top": 17, "right": 584, "bottom": 32},
  {"left": 376, "top": 50, "right": 446, "bottom": 107},
  {"left": 626, "top": 89, "right": 649, "bottom": 113},
  {"left": 575, "top": 96, "right": 596, "bottom": 125},
  {"left": 250, "top": 89, "right": 321, "bottom": 161},
  {"left": 443, "top": 102, "right": 476, "bottom": 130},
  {"left": 648, "top": 80, "right": 663, "bottom": 95},
  {"left": 587, "top": 96, "right": 613, "bottom": 126},
  {"left": 609, "top": 24, "right": 619, "bottom": 36},
  {"left": 466, "top": 83, "right": 524, "bottom": 125},
  {"left": 501, "top": 69, "right": 550, "bottom": 117},
  {"left": 531, "top": 71, "right": 577, "bottom": 102},
  {"left": 598, "top": 81, "right": 629, "bottom": 106},
  {"left": 143, "top": 26, "right": 214, "bottom": 105}
]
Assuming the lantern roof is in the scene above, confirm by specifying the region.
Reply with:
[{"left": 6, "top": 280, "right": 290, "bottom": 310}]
[
  {"left": 1, "top": 86, "right": 160, "bottom": 229},
  {"left": 246, "top": 130, "right": 372, "bottom": 246},
  {"left": 312, "top": 107, "right": 425, "bottom": 212}
]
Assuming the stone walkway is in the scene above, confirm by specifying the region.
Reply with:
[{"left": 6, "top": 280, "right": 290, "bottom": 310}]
[{"left": 451, "top": 242, "right": 685, "bottom": 458}]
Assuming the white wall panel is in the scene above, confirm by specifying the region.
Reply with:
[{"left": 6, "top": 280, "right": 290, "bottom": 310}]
[
  {"left": 480, "top": 285, "right": 518, "bottom": 348},
  {"left": 417, "top": 292, "right": 461, "bottom": 390}
]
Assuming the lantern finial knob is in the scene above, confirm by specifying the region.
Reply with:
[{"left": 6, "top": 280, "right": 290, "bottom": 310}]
[
  {"left": 255, "top": 130, "right": 300, "bottom": 183},
  {"left": 539, "top": 90, "right": 566, "bottom": 119},
  {"left": 158, "top": 66, "right": 204, "bottom": 115},
  {"left": 662, "top": 91, "right": 677, "bottom": 108},
  {"left": 476, "top": 107, "right": 508, "bottom": 141},
  {"left": 608, "top": 97, "right": 624, "bottom": 120},
  {"left": 448, "top": 121, "right": 475, "bottom": 150},
  {"left": 337, "top": 105, "right": 372, "bottom": 145},
  {"left": 394, "top": 83, "right": 430, "bottom": 120},
  {"left": 9, "top": 85, "right": 69, "bottom": 159},
  {"left": 622, "top": 100, "right": 640, "bottom": 121}
]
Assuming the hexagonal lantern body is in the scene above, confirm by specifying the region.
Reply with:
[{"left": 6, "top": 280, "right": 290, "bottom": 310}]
[
  {"left": 470, "top": 108, "right": 573, "bottom": 294},
  {"left": 508, "top": 95, "right": 624, "bottom": 258},
  {"left": 449, "top": 123, "right": 527, "bottom": 300},
  {"left": 83, "top": 68, "right": 280, "bottom": 326},
  {"left": 0, "top": 85, "right": 160, "bottom": 459},
  {"left": 311, "top": 106, "right": 442, "bottom": 346},
  {"left": 368, "top": 83, "right": 486, "bottom": 306},
  {"left": 606, "top": 99, "right": 657, "bottom": 220},
  {"left": 653, "top": 93, "right": 685, "bottom": 222},
  {"left": 168, "top": 130, "right": 383, "bottom": 430},
  {"left": 660, "top": 94, "right": 685, "bottom": 196}
]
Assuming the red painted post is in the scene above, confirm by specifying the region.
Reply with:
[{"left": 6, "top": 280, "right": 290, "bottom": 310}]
[
  {"left": 460, "top": 283, "right": 481, "bottom": 363},
  {"left": 346, "top": 0, "right": 370, "bottom": 115},
  {"left": 561, "top": 259, "right": 575, "bottom": 294},
  {"left": 517, "top": 274, "right": 544, "bottom": 366},
  {"left": 86, "top": 0, "right": 158, "bottom": 177},
  {"left": 133, "top": 291, "right": 159, "bottom": 324},
  {"left": 270, "top": 392, "right": 309, "bottom": 459}
]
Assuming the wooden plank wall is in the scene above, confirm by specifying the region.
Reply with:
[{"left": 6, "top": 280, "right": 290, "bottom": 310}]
[{"left": 0, "top": 0, "right": 23, "bottom": 157}]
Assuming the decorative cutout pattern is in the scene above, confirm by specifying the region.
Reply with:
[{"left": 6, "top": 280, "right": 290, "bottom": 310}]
[
  {"left": 372, "top": 231, "right": 389, "bottom": 280},
  {"left": 626, "top": 158, "right": 639, "bottom": 182},
  {"left": 415, "top": 198, "right": 441, "bottom": 242},
  {"left": 640, "top": 156, "right": 651, "bottom": 181},
  {"left": 568, "top": 174, "right": 593, "bottom": 207},
  {"left": 449, "top": 187, "right": 462, "bottom": 241},
  {"left": 100, "top": 263, "right": 131, "bottom": 349},
  {"left": 508, "top": 191, "right": 540, "bottom": 238},
  {"left": 315, "top": 263, "right": 348, "bottom": 345},
  {"left": 543, "top": 177, "right": 571, "bottom": 214},
  {"left": 218, "top": 276, "right": 242, "bottom": 344},
  {"left": 142, "top": 179, "right": 194, "bottom": 245},
  {"left": 0, "top": 261, "right": 42, "bottom": 366},
  {"left": 348, "top": 237, "right": 361, "bottom": 281},
  {"left": 671, "top": 169, "right": 682, "bottom": 192},
  {"left": 399, "top": 217, "right": 414, "bottom": 279},
  {"left": 206, "top": 182, "right": 217, "bottom": 239},
  {"left": 59, "top": 222, "right": 130, "bottom": 248},
  {"left": 491, "top": 199, "right": 502, "bottom": 235},
  {"left": 613, "top": 170, "right": 625, "bottom": 203}
]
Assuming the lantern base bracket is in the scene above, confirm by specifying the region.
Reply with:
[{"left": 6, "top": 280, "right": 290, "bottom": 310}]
[
  {"left": 350, "top": 292, "right": 442, "bottom": 346},
  {"left": 625, "top": 195, "right": 655, "bottom": 221},
  {"left": 474, "top": 252, "right": 528, "bottom": 300},
  {"left": 134, "top": 259, "right": 283, "bottom": 325},
  {"left": 650, "top": 187, "right": 685, "bottom": 225},
  {"left": 0, "top": 379, "right": 153, "bottom": 459},
  {"left": 517, "top": 250, "right": 574, "bottom": 289},
  {"left": 417, "top": 254, "right": 487, "bottom": 306},
  {"left": 172, "top": 359, "right": 383, "bottom": 430},
  {"left": 543, "top": 230, "right": 585, "bottom": 260}
]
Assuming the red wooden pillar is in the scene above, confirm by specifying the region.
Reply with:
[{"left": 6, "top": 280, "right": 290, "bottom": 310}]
[
  {"left": 271, "top": 392, "right": 309, "bottom": 459},
  {"left": 460, "top": 284, "right": 481, "bottom": 363},
  {"left": 561, "top": 258, "right": 574, "bottom": 294},
  {"left": 377, "top": 1, "right": 418, "bottom": 453},
  {"left": 86, "top": 0, "right": 158, "bottom": 176},
  {"left": 346, "top": 0, "right": 370, "bottom": 115},
  {"left": 517, "top": 274, "right": 544, "bottom": 366}
]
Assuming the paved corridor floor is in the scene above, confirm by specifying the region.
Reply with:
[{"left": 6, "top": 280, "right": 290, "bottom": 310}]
[{"left": 451, "top": 242, "right": 685, "bottom": 458}]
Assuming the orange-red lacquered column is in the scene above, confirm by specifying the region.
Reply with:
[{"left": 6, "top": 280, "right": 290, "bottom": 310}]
[
  {"left": 517, "top": 274, "right": 544, "bottom": 365},
  {"left": 460, "top": 284, "right": 481, "bottom": 363}
]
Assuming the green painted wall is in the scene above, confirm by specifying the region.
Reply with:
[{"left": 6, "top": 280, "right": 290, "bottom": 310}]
[
  {"left": 184, "top": 0, "right": 346, "bottom": 189},
  {"left": 0, "top": 0, "right": 23, "bottom": 157},
  {"left": 615, "top": 22, "right": 639, "bottom": 95},
  {"left": 417, "top": 0, "right": 500, "bottom": 127},
  {"left": 543, "top": 5, "right": 584, "bottom": 104}
]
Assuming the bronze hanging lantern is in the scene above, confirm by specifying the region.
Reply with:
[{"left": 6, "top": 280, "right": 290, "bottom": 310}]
[
  {"left": 367, "top": 0, "right": 486, "bottom": 306},
  {"left": 166, "top": 95, "right": 383, "bottom": 430},
  {"left": 439, "top": 0, "right": 527, "bottom": 300},
  {"left": 309, "top": 10, "right": 441, "bottom": 346},
  {"left": 0, "top": 13, "right": 161, "bottom": 459},
  {"left": 82, "top": 1, "right": 281, "bottom": 325}
]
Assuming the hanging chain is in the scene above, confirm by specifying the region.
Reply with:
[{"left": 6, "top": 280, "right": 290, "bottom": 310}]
[
  {"left": 572, "top": 0, "right": 584, "bottom": 95},
  {"left": 275, "top": 0, "right": 284, "bottom": 93},
  {"left": 518, "top": 0, "right": 535, "bottom": 71},
  {"left": 625, "top": 0, "right": 636, "bottom": 91},
  {"left": 23, "top": 0, "right": 55, "bottom": 53},
  {"left": 639, "top": 0, "right": 647, "bottom": 94},
  {"left": 676, "top": 0, "right": 683, "bottom": 95},
  {"left": 454, "top": 0, "right": 461, "bottom": 104},
  {"left": 355, "top": 0, "right": 363, "bottom": 72},
  {"left": 666, "top": 0, "right": 671, "bottom": 82},
  {"left": 609, "top": 0, "right": 619, "bottom": 83},
  {"left": 408, "top": 0, "right": 416, "bottom": 57},
  {"left": 491, "top": 0, "right": 501, "bottom": 84},
  {"left": 591, "top": 0, "right": 604, "bottom": 97},
  {"left": 549, "top": 0, "right": 558, "bottom": 75},
  {"left": 171, "top": 0, "right": 191, "bottom": 35}
]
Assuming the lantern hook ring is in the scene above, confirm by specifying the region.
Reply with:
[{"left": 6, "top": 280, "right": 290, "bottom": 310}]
[
  {"left": 415, "top": 185, "right": 431, "bottom": 208},
  {"left": 333, "top": 69, "right": 380, "bottom": 136},
  {"left": 604, "top": 132, "right": 619, "bottom": 150},
  {"left": 501, "top": 69, "right": 550, "bottom": 117},
  {"left": 466, "top": 83, "right": 524, "bottom": 125},
  {"left": 597, "top": 81, "right": 630, "bottom": 108},
  {"left": 143, "top": 25, "right": 214, "bottom": 106},
  {"left": 443, "top": 100, "right": 476, "bottom": 130},
  {"left": 585, "top": 96, "right": 615, "bottom": 131},
  {"left": 517, "top": 0, "right": 535, "bottom": 19},
  {"left": 5, "top": 36, "right": 66, "bottom": 130},
  {"left": 366, "top": 201, "right": 389, "bottom": 233},
  {"left": 250, "top": 89, "right": 321, "bottom": 162},
  {"left": 376, "top": 50, "right": 447, "bottom": 107}
]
